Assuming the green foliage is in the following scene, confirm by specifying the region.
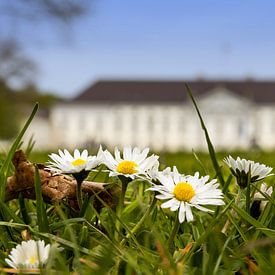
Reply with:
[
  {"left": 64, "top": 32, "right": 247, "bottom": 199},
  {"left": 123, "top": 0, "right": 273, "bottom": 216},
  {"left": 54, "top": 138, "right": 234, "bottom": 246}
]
[
  {"left": 0, "top": 80, "right": 61, "bottom": 139},
  {"left": 13, "top": 84, "right": 61, "bottom": 108},
  {"left": 0, "top": 81, "right": 19, "bottom": 139}
]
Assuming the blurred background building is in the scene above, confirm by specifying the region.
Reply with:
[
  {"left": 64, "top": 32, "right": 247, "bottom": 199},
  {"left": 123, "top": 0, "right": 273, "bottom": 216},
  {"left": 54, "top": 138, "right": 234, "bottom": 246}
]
[{"left": 23, "top": 80, "right": 275, "bottom": 151}]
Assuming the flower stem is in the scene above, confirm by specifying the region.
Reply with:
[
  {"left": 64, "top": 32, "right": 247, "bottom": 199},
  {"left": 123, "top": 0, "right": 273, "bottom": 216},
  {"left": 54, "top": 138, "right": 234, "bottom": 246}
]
[
  {"left": 221, "top": 187, "right": 243, "bottom": 234},
  {"left": 167, "top": 218, "right": 180, "bottom": 253},
  {"left": 120, "top": 179, "right": 128, "bottom": 208},
  {"left": 76, "top": 180, "right": 83, "bottom": 209},
  {"left": 115, "top": 177, "right": 130, "bottom": 241},
  {"left": 73, "top": 171, "right": 90, "bottom": 210},
  {"left": 246, "top": 167, "right": 251, "bottom": 213}
]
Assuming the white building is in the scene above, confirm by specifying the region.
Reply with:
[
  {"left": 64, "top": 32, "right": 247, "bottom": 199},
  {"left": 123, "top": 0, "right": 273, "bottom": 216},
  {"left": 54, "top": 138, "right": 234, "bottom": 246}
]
[{"left": 24, "top": 80, "right": 275, "bottom": 151}]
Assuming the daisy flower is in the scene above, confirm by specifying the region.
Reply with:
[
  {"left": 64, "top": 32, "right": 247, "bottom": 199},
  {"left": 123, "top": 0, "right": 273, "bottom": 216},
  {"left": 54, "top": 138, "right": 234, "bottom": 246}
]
[
  {"left": 47, "top": 148, "right": 100, "bottom": 175},
  {"left": 148, "top": 170, "right": 224, "bottom": 223},
  {"left": 5, "top": 239, "right": 51, "bottom": 269},
  {"left": 101, "top": 146, "right": 159, "bottom": 180},
  {"left": 224, "top": 156, "right": 273, "bottom": 188}
]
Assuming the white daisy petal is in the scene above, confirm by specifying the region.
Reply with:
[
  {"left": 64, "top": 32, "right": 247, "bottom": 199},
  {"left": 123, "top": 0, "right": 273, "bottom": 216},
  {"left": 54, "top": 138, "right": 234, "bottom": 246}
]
[
  {"left": 192, "top": 204, "right": 214, "bottom": 213},
  {"left": 172, "top": 166, "right": 181, "bottom": 184},
  {"left": 146, "top": 162, "right": 160, "bottom": 180},
  {"left": 123, "top": 146, "right": 132, "bottom": 160},
  {"left": 178, "top": 202, "right": 186, "bottom": 223},
  {"left": 132, "top": 147, "right": 141, "bottom": 158},
  {"left": 170, "top": 199, "right": 180, "bottom": 211},
  {"left": 139, "top": 155, "right": 159, "bottom": 171},
  {"left": 5, "top": 259, "right": 17, "bottom": 269},
  {"left": 114, "top": 147, "right": 122, "bottom": 162},
  {"left": 196, "top": 199, "right": 225, "bottom": 205},
  {"left": 64, "top": 149, "right": 73, "bottom": 161},
  {"left": 161, "top": 198, "right": 177, "bottom": 209},
  {"left": 155, "top": 193, "right": 174, "bottom": 200},
  {"left": 185, "top": 204, "right": 194, "bottom": 222},
  {"left": 49, "top": 153, "right": 63, "bottom": 163},
  {"left": 157, "top": 174, "right": 175, "bottom": 192},
  {"left": 104, "top": 150, "right": 118, "bottom": 169},
  {"left": 254, "top": 183, "right": 273, "bottom": 210},
  {"left": 134, "top": 147, "right": 150, "bottom": 164},
  {"left": 74, "top": 149, "right": 81, "bottom": 159},
  {"left": 81, "top": 149, "right": 88, "bottom": 159}
]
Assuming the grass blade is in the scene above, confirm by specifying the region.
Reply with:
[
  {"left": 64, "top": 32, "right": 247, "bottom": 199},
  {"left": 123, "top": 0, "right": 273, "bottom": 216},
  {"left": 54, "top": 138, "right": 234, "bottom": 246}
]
[
  {"left": 230, "top": 200, "right": 274, "bottom": 238},
  {"left": 192, "top": 149, "right": 208, "bottom": 175},
  {"left": 18, "top": 192, "right": 31, "bottom": 224},
  {"left": 0, "top": 200, "right": 24, "bottom": 224},
  {"left": 185, "top": 84, "right": 225, "bottom": 186}
]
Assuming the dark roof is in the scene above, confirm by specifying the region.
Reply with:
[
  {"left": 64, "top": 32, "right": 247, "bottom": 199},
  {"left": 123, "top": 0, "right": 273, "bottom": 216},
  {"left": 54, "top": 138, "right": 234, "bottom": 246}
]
[{"left": 73, "top": 80, "right": 275, "bottom": 104}]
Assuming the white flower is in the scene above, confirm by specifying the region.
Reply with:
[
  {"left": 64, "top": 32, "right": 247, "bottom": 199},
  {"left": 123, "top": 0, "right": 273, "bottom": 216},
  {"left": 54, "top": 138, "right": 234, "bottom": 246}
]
[
  {"left": 148, "top": 170, "right": 224, "bottom": 223},
  {"left": 224, "top": 156, "right": 273, "bottom": 188},
  {"left": 254, "top": 183, "right": 273, "bottom": 210},
  {"left": 47, "top": 148, "right": 100, "bottom": 174},
  {"left": 5, "top": 240, "right": 51, "bottom": 269},
  {"left": 101, "top": 146, "right": 159, "bottom": 179}
]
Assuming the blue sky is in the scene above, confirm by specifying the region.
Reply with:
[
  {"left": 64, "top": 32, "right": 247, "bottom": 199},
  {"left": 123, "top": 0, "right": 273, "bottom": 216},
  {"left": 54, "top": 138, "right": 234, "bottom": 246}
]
[{"left": 2, "top": 0, "right": 275, "bottom": 97}]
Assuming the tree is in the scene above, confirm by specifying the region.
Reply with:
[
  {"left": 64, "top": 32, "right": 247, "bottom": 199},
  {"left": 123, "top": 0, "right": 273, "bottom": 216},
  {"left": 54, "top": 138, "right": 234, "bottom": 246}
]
[
  {"left": 0, "top": 81, "right": 18, "bottom": 139},
  {"left": 0, "top": 0, "right": 92, "bottom": 85},
  {"left": 0, "top": 40, "right": 36, "bottom": 84}
]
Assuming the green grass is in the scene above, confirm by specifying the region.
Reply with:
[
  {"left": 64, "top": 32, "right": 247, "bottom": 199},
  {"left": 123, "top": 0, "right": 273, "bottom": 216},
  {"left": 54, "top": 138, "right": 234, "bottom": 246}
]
[{"left": 0, "top": 95, "right": 274, "bottom": 274}]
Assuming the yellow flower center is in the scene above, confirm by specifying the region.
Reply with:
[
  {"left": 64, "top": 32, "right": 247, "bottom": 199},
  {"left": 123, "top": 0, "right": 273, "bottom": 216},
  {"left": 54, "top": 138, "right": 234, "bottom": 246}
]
[
  {"left": 116, "top": 160, "right": 138, "bottom": 174},
  {"left": 29, "top": 256, "right": 37, "bottom": 265},
  {"left": 173, "top": 182, "right": 195, "bottom": 202},
  {"left": 71, "top": 158, "right": 87, "bottom": 167}
]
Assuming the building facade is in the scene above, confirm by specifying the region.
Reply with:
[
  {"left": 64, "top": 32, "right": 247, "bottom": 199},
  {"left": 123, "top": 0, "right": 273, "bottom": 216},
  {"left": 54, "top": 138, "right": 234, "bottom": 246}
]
[{"left": 23, "top": 80, "right": 275, "bottom": 151}]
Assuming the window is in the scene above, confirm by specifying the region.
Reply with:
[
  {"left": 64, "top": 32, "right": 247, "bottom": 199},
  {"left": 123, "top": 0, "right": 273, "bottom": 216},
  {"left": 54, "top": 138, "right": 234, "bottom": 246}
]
[
  {"left": 148, "top": 114, "right": 154, "bottom": 132},
  {"left": 114, "top": 112, "right": 122, "bottom": 131},
  {"left": 238, "top": 118, "right": 246, "bottom": 139},
  {"left": 79, "top": 115, "right": 86, "bottom": 130},
  {"left": 178, "top": 113, "right": 184, "bottom": 132}
]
